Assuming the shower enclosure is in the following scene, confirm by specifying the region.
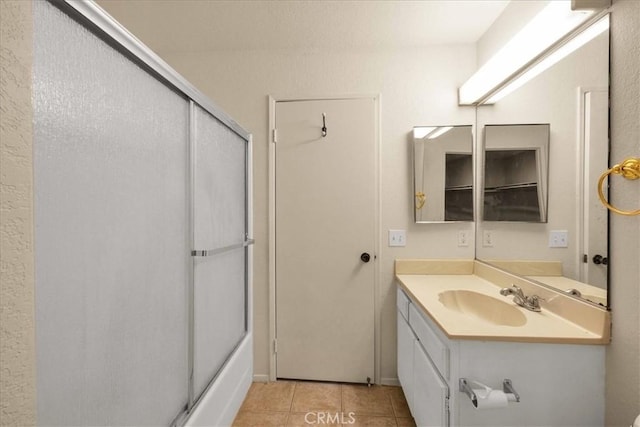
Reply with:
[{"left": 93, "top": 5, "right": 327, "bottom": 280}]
[{"left": 32, "top": 1, "right": 253, "bottom": 425}]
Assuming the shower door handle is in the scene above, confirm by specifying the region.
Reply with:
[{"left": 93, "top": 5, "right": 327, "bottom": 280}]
[{"left": 192, "top": 239, "right": 255, "bottom": 257}]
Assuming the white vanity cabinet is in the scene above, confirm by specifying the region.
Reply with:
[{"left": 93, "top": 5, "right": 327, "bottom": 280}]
[
  {"left": 397, "top": 288, "right": 450, "bottom": 427},
  {"left": 397, "top": 286, "right": 605, "bottom": 427}
]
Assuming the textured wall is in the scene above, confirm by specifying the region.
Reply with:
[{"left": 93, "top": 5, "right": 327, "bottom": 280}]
[
  {"left": 607, "top": 0, "right": 640, "bottom": 425},
  {"left": 2, "top": 1, "right": 637, "bottom": 423},
  {"left": 0, "top": 0, "right": 36, "bottom": 425},
  {"left": 158, "top": 46, "right": 477, "bottom": 383}
]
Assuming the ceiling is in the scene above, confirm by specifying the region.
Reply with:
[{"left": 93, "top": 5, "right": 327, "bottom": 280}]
[{"left": 96, "top": 0, "right": 510, "bottom": 55}]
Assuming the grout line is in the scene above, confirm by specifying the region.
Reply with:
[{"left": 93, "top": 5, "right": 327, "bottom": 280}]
[{"left": 288, "top": 380, "right": 297, "bottom": 414}]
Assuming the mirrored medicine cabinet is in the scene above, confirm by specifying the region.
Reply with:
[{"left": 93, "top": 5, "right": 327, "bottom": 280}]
[
  {"left": 412, "top": 16, "right": 610, "bottom": 308},
  {"left": 482, "top": 124, "right": 549, "bottom": 223},
  {"left": 413, "top": 125, "right": 474, "bottom": 223}
]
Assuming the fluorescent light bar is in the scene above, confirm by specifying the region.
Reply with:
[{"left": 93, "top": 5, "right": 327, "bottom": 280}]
[
  {"left": 459, "top": 0, "right": 593, "bottom": 105},
  {"left": 485, "top": 14, "right": 609, "bottom": 104},
  {"left": 413, "top": 127, "right": 436, "bottom": 139},
  {"left": 427, "top": 126, "right": 453, "bottom": 139}
]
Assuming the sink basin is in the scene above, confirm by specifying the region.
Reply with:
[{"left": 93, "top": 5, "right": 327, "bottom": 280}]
[{"left": 438, "top": 290, "right": 527, "bottom": 327}]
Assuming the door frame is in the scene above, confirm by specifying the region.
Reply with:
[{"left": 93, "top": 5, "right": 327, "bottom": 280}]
[
  {"left": 267, "top": 94, "right": 381, "bottom": 382},
  {"left": 576, "top": 86, "right": 609, "bottom": 288}
]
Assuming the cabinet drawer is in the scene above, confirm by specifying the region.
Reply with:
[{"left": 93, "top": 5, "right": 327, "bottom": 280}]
[
  {"left": 409, "top": 303, "right": 449, "bottom": 380},
  {"left": 396, "top": 287, "right": 410, "bottom": 322}
]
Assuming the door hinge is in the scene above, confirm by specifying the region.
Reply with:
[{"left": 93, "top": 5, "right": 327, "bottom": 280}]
[
  {"left": 272, "top": 129, "right": 278, "bottom": 143},
  {"left": 273, "top": 339, "right": 278, "bottom": 354}
]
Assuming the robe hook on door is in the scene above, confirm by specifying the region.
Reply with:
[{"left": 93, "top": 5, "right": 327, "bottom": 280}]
[{"left": 322, "top": 113, "right": 327, "bottom": 137}]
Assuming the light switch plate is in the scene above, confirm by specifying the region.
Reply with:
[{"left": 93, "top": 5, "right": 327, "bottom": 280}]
[
  {"left": 389, "top": 229, "right": 406, "bottom": 247},
  {"left": 549, "top": 230, "right": 569, "bottom": 248}
]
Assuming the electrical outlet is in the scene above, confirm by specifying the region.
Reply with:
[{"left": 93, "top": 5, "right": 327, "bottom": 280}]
[
  {"left": 389, "top": 229, "right": 406, "bottom": 247},
  {"left": 549, "top": 230, "right": 568, "bottom": 248},
  {"left": 482, "top": 230, "right": 493, "bottom": 247},
  {"left": 458, "top": 230, "right": 469, "bottom": 247}
]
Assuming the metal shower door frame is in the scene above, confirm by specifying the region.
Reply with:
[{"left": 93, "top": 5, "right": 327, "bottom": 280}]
[{"left": 48, "top": 0, "right": 254, "bottom": 423}]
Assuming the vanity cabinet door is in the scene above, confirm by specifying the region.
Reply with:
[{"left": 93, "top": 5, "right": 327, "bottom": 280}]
[
  {"left": 409, "top": 304, "right": 450, "bottom": 380},
  {"left": 397, "top": 308, "right": 415, "bottom": 410},
  {"left": 413, "top": 341, "right": 449, "bottom": 427}
]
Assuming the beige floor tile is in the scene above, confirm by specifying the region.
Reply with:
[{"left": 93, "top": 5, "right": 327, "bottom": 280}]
[
  {"left": 395, "top": 417, "right": 416, "bottom": 427},
  {"left": 385, "top": 386, "right": 412, "bottom": 418},
  {"left": 286, "top": 412, "right": 341, "bottom": 426},
  {"left": 350, "top": 415, "right": 397, "bottom": 426},
  {"left": 232, "top": 410, "right": 288, "bottom": 426},
  {"left": 342, "top": 384, "right": 394, "bottom": 416},
  {"left": 291, "top": 382, "right": 342, "bottom": 412},
  {"left": 240, "top": 381, "right": 297, "bottom": 412}
]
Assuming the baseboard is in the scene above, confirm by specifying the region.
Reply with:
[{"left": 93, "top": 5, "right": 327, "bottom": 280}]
[
  {"left": 380, "top": 377, "right": 400, "bottom": 386},
  {"left": 252, "top": 374, "right": 398, "bottom": 386},
  {"left": 252, "top": 374, "right": 270, "bottom": 383}
]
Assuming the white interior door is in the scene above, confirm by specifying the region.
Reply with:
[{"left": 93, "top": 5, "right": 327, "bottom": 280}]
[
  {"left": 582, "top": 90, "right": 608, "bottom": 288},
  {"left": 275, "top": 98, "right": 377, "bottom": 383}
]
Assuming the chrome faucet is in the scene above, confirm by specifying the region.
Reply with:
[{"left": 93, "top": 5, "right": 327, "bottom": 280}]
[{"left": 500, "top": 285, "right": 543, "bottom": 312}]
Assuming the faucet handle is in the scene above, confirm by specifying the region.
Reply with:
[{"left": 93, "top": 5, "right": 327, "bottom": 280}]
[
  {"left": 527, "top": 295, "right": 545, "bottom": 311},
  {"left": 500, "top": 284, "right": 522, "bottom": 296}
]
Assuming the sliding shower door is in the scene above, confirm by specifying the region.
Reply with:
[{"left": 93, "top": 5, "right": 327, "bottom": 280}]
[
  {"left": 191, "top": 105, "right": 249, "bottom": 400},
  {"left": 33, "top": 2, "right": 189, "bottom": 426},
  {"left": 33, "top": 1, "right": 252, "bottom": 426}
]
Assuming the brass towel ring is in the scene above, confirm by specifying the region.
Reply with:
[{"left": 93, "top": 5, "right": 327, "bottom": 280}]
[
  {"left": 597, "top": 157, "right": 640, "bottom": 216},
  {"left": 415, "top": 192, "right": 426, "bottom": 210}
]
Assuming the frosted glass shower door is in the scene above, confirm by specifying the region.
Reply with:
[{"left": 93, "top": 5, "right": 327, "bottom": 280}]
[
  {"left": 192, "top": 105, "right": 249, "bottom": 400},
  {"left": 33, "top": 1, "right": 189, "bottom": 426}
]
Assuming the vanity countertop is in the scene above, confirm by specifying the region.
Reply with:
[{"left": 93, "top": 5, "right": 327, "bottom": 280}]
[
  {"left": 526, "top": 276, "right": 607, "bottom": 306},
  {"left": 395, "top": 259, "right": 610, "bottom": 345}
]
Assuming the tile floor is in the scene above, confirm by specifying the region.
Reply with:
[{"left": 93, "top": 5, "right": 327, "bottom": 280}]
[{"left": 233, "top": 381, "right": 416, "bottom": 427}]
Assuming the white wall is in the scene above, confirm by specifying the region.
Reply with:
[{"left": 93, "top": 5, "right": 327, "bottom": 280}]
[{"left": 159, "top": 46, "right": 477, "bottom": 382}]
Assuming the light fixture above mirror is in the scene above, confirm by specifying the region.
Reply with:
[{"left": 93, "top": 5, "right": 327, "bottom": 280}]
[{"left": 459, "top": 0, "right": 609, "bottom": 106}]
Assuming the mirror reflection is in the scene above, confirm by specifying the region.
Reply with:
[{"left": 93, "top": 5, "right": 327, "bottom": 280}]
[
  {"left": 476, "top": 23, "right": 609, "bottom": 307},
  {"left": 483, "top": 124, "right": 549, "bottom": 222},
  {"left": 413, "top": 125, "right": 473, "bottom": 223}
]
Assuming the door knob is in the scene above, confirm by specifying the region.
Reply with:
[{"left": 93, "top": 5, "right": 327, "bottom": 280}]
[
  {"left": 592, "top": 254, "right": 608, "bottom": 265},
  {"left": 360, "top": 253, "right": 371, "bottom": 263}
]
